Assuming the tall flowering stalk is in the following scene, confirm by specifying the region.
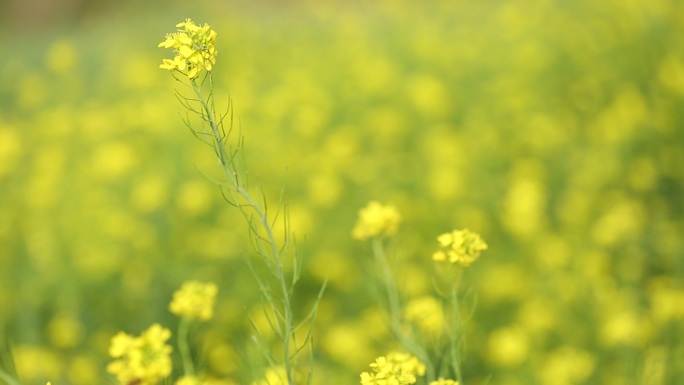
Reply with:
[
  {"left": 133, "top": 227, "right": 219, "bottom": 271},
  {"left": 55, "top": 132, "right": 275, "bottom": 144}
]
[
  {"left": 430, "top": 229, "right": 487, "bottom": 384},
  {"left": 159, "top": 19, "right": 324, "bottom": 385},
  {"left": 353, "top": 202, "right": 487, "bottom": 385},
  {"left": 169, "top": 281, "right": 218, "bottom": 377},
  {"left": 352, "top": 202, "right": 434, "bottom": 380}
]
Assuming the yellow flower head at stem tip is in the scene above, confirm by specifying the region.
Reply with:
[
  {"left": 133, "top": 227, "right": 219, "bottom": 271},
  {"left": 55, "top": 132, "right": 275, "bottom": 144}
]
[
  {"left": 360, "top": 352, "right": 426, "bottom": 385},
  {"left": 432, "top": 228, "right": 488, "bottom": 266},
  {"left": 106, "top": 324, "right": 173, "bottom": 385},
  {"left": 158, "top": 19, "right": 218, "bottom": 79},
  {"left": 352, "top": 201, "right": 401, "bottom": 240},
  {"left": 169, "top": 281, "right": 218, "bottom": 321}
]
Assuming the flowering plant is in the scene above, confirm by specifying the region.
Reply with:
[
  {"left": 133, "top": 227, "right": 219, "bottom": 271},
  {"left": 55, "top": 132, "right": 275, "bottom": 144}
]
[
  {"left": 353, "top": 202, "right": 487, "bottom": 384},
  {"left": 157, "top": 19, "right": 324, "bottom": 385},
  {"left": 159, "top": 19, "right": 218, "bottom": 79}
]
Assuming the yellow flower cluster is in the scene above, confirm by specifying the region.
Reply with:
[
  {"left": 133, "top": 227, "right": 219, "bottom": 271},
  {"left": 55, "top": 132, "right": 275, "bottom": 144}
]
[
  {"left": 352, "top": 201, "right": 401, "bottom": 240},
  {"left": 429, "top": 379, "right": 459, "bottom": 385},
  {"left": 159, "top": 19, "right": 218, "bottom": 79},
  {"left": 106, "top": 324, "right": 173, "bottom": 385},
  {"left": 432, "top": 229, "right": 488, "bottom": 266},
  {"left": 169, "top": 281, "right": 218, "bottom": 321},
  {"left": 360, "top": 352, "right": 426, "bottom": 385}
]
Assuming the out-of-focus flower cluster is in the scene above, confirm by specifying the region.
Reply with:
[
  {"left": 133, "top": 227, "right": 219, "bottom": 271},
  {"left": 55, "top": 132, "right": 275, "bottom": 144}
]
[
  {"left": 402, "top": 296, "right": 445, "bottom": 337},
  {"left": 360, "top": 352, "right": 426, "bottom": 385},
  {"left": 352, "top": 201, "right": 401, "bottom": 240},
  {"left": 159, "top": 19, "right": 217, "bottom": 79},
  {"left": 432, "top": 229, "right": 488, "bottom": 266},
  {"left": 169, "top": 281, "right": 218, "bottom": 321},
  {"left": 106, "top": 324, "right": 173, "bottom": 385}
]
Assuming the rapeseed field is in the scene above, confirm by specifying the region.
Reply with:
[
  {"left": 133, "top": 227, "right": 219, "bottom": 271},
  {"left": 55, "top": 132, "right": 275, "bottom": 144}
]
[{"left": 1, "top": 1, "right": 683, "bottom": 385}]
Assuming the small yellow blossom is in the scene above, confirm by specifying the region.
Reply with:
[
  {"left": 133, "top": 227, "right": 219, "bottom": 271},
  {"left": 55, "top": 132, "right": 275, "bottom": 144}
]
[
  {"left": 429, "top": 379, "right": 459, "bottom": 385},
  {"left": 432, "top": 229, "right": 487, "bottom": 266},
  {"left": 352, "top": 201, "right": 401, "bottom": 240},
  {"left": 360, "top": 352, "right": 426, "bottom": 385},
  {"left": 169, "top": 281, "right": 218, "bottom": 321},
  {"left": 106, "top": 323, "right": 173, "bottom": 385},
  {"left": 158, "top": 19, "right": 218, "bottom": 79}
]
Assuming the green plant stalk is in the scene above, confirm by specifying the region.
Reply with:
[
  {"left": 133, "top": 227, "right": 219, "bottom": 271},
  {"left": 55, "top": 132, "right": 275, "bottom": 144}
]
[
  {"left": 190, "top": 76, "right": 296, "bottom": 385},
  {"left": 448, "top": 268, "right": 464, "bottom": 385},
  {"left": 0, "top": 368, "right": 21, "bottom": 385},
  {"left": 372, "top": 238, "right": 401, "bottom": 321},
  {"left": 178, "top": 317, "right": 195, "bottom": 376},
  {"left": 371, "top": 237, "right": 435, "bottom": 381}
]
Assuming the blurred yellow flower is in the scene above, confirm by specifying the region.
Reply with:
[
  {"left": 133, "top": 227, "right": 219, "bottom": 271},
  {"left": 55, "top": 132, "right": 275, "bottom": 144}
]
[
  {"left": 537, "top": 346, "right": 595, "bottom": 385},
  {"left": 175, "top": 375, "right": 203, "bottom": 385},
  {"left": 66, "top": 355, "right": 100, "bottom": 385},
  {"left": 432, "top": 229, "right": 487, "bottom": 266},
  {"left": 352, "top": 201, "right": 401, "bottom": 240},
  {"left": 250, "top": 366, "right": 288, "bottom": 385},
  {"left": 403, "top": 296, "right": 445, "bottom": 337},
  {"left": 360, "top": 352, "right": 426, "bottom": 385},
  {"left": 47, "top": 314, "right": 85, "bottom": 348},
  {"left": 429, "top": 380, "right": 459, "bottom": 385},
  {"left": 45, "top": 39, "right": 77, "bottom": 74},
  {"left": 0, "top": 126, "right": 22, "bottom": 178},
  {"left": 321, "top": 322, "right": 374, "bottom": 368},
  {"left": 159, "top": 19, "right": 218, "bottom": 79},
  {"left": 13, "top": 345, "right": 62, "bottom": 383},
  {"left": 169, "top": 281, "right": 218, "bottom": 321},
  {"left": 486, "top": 326, "right": 530, "bottom": 367},
  {"left": 107, "top": 324, "right": 173, "bottom": 385}
]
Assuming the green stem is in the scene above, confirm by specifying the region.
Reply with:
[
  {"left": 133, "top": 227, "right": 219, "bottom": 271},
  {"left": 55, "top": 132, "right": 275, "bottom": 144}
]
[
  {"left": 178, "top": 317, "right": 195, "bottom": 376},
  {"left": 448, "top": 268, "right": 464, "bottom": 384},
  {"left": 371, "top": 237, "right": 435, "bottom": 381},
  {"left": 0, "top": 368, "right": 21, "bottom": 385},
  {"left": 372, "top": 238, "right": 401, "bottom": 320},
  {"left": 190, "top": 76, "right": 295, "bottom": 385}
]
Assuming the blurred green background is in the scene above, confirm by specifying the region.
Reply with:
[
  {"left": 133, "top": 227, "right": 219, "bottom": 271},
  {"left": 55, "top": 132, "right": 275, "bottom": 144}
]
[{"left": 1, "top": 0, "right": 683, "bottom": 384}]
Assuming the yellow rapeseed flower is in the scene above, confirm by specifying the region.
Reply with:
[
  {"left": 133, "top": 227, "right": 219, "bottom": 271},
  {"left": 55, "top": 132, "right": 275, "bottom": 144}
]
[
  {"left": 432, "top": 229, "right": 487, "bottom": 266},
  {"left": 360, "top": 352, "right": 426, "bottom": 385},
  {"left": 106, "top": 323, "right": 173, "bottom": 385},
  {"left": 169, "top": 281, "right": 218, "bottom": 321},
  {"left": 158, "top": 19, "right": 218, "bottom": 79},
  {"left": 352, "top": 201, "right": 401, "bottom": 240}
]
